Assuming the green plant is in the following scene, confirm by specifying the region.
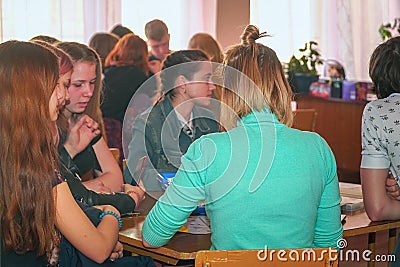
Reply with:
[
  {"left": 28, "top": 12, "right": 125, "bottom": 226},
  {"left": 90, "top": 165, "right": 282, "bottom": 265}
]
[
  {"left": 288, "top": 41, "right": 323, "bottom": 75},
  {"left": 379, "top": 18, "right": 400, "bottom": 41}
]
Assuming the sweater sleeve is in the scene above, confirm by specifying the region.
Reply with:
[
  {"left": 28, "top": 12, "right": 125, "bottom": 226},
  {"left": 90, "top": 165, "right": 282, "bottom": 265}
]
[
  {"left": 313, "top": 136, "right": 343, "bottom": 249},
  {"left": 142, "top": 138, "right": 207, "bottom": 247}
]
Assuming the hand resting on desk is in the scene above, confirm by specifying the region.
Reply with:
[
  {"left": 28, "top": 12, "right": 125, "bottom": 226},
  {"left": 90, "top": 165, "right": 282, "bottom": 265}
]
[
  {"left": 142, "top": 238, "right": 158, "bottom": 248},
  {"left": 385, "top": 173, "right": 400, "bottom": 200}
]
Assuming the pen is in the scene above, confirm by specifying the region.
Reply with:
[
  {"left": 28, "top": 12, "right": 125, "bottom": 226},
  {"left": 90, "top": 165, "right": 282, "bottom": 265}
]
[{"left": 136, "top": 156, "right": 148, "bottom": 186}]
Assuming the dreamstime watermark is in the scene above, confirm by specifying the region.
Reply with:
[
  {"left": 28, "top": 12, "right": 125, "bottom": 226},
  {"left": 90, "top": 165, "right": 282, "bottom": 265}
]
[
  {"left": 335, "top": 238, "right": 396, "bottom": 263},
  {"left": 256, "top": 239, "right": 396, "bottom": 263}
]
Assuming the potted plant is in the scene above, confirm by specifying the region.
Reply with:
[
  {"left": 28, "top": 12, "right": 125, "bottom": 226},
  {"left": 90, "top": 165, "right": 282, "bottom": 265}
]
[
  {"left": 287, "top": 41, "right": 323, "bottom": 94},
  {"left": 379, "top": 18, "right": 400, "bottom": 41}
]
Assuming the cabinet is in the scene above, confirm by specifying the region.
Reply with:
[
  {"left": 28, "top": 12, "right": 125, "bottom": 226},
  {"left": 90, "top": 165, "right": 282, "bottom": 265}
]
[{"left": 295, "top": 94, "right": 367, "bottom": 183}]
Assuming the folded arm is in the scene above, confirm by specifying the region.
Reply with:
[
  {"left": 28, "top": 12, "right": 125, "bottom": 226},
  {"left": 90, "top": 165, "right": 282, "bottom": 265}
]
[{"left": 361, "top": 168, "right": 400, "bottom": 221}]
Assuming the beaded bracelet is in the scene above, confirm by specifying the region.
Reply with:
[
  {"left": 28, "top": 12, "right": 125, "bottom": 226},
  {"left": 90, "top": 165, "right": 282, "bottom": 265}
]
[
  {"left": 126, "top": 190, "right": 141, "bottom": 210},
  {"left": 99, "top": 211, "right": 122, "bottom": 230}
]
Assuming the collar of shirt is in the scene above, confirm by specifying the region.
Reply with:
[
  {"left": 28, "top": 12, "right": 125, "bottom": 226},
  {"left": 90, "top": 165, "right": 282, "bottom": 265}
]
[{"left": 175, "top": 109, "right": 193, "bottom": 130}]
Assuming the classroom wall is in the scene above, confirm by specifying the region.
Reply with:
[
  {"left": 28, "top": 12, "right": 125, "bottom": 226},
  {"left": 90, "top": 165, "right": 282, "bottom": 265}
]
[{"left": 215, "top": 0, "right": 250, "bottom": 50}]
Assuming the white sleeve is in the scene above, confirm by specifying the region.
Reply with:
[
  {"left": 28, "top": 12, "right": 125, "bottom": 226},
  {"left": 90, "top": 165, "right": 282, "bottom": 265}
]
[{"left": 360, "top": 103, "right": 390, "bottom": 169}]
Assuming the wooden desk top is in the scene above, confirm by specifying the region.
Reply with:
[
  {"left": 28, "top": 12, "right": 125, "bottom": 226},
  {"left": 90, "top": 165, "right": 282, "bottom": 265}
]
[
  {"left": 343, "top": 211, "right": 400, "bottom": 237},
  {"left": 119, "top": 216, "right": 211, "bottom": 262},
  {"left": 119, "top": 212, "right": 400, "bottom": 263}
]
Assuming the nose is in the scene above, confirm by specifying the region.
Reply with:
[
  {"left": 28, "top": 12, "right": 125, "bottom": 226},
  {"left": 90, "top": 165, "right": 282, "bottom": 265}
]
[
  {"left": 82, "top": 83, "right": 94, "bottom": 97},
  {"left": 209, "top": 83, "right": 216, "bottom": 91}
]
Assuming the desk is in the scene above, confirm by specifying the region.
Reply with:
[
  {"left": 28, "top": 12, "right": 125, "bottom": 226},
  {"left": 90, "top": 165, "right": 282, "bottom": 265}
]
[
  {"left": 342, "top": 212, "right": 400, "bottom": 267},
  {"left": 119, "top": 213, "right": 400, "bottom": 266},
  {"left": 119, "top": 216, "right": 211, "bottom": 265}
]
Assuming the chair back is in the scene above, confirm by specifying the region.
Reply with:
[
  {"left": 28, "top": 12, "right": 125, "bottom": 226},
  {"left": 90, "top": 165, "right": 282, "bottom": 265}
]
[
  {"left": 109, "top": 148, "right": 120, "bottom": 164},
  {"left": 122, "top": 158, "right": 127, "bottom": 171},
  {"left": 292, "top": 109, "right": 317, "bottom": 131},
  {"left": 104, "top": 117, "right": 123, "bottom": 167},
  {"left": 195, "top": 248, "right": 338, "bottom": 267}
]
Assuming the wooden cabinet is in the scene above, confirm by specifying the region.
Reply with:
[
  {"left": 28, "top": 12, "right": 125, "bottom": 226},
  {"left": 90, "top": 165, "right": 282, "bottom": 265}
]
[{"left": 295, "top": 94, "right": 367, "bottom": 183}]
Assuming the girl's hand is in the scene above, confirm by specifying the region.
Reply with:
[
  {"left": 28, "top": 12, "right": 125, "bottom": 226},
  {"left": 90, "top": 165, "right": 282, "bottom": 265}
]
[
  {"left": 109, "top": 241, "right": 124, "bottom": 261},
  {"left": 386, "top": 174, "right": 400, "bottom": 200},
  {"left": 83, "top": 179, "right": 112, "bottom": 193},
  {"left": 123, "top": 184, "right": 145, "bottom": 205},
  {"left": 64, "top": 115, "right": 100, "bottom": 158}
]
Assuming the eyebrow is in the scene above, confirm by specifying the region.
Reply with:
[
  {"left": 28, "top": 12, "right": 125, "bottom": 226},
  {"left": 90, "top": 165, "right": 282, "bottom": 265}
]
[{"left": 72, "top": 78, "right": 96, "bottom": 83}]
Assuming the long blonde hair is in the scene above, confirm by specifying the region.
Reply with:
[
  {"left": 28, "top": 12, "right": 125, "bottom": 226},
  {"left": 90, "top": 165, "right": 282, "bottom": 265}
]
[
  {"left": 0, "top": 41, "right": 59, "bottom": 255},
  {"left": 221, "top": 25, "right": 293, "bottom": 130}
]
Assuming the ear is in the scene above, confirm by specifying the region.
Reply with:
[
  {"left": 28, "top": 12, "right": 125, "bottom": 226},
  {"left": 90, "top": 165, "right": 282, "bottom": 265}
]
[{"left": 175, "top": 75, "right": 187, "bottom": 89}]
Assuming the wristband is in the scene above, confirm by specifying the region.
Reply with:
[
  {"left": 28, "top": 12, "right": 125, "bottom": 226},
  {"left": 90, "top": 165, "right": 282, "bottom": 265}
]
[
  {"left": 127, "top": 190, "right": 141, "bottom": 210},
  {"left": 99, "top": 211, "right": 122, "bottom": 230}
]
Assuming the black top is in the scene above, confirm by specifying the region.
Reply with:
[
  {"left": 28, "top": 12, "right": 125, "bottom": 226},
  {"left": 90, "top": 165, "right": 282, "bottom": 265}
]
[
  {"left": 73, "top": 133, "right": 102, "bottom": 177},
  {"left": 1, "top": 249, "right": 47, "bottom": 267},
  {"left": 101, "top": 65, "right": 148, "bottom": 122},
  {"left": 1, "top": 174, "right": 62, "bottom": 267},
  {"left": 59, "top": 147, "right": 136, "bottom": 215}
]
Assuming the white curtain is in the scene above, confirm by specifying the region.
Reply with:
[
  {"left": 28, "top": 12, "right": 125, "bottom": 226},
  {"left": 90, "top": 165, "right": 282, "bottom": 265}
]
[
  {"left": 1, "top": 0, "right": 120, "bottom": 43},
  {"left": 0, "top": 0, "right": 216, "bottom": 49},
  {"left": 250, "top": 0, "right": 400, "bottom": 81},
  {"left": 313, "top": 0, "right": 400, "bottom": 81},
  {"left": 2, "top": 0, "right": 399, "bottom": 80},
  {"left": 83, "top": 0, "right": 121, "bottom": 43},
  {"left": 120, "top": 0, "right": 217, "bottom": 50}
]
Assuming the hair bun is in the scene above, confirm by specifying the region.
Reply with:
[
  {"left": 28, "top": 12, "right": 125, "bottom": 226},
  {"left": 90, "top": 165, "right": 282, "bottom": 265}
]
[{"left": 241, "top": 25, "right": 269, "bottom": 45}]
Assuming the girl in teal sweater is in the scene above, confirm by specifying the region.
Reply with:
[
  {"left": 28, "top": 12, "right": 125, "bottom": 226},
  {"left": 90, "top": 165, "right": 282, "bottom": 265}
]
[{"left": 142, "top": 25, "right": 342, "bottom": 250}]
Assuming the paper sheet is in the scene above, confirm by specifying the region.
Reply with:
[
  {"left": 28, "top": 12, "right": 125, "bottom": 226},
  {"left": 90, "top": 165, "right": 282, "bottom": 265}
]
[{"left": 179, "top": 216, "right": 211, "bottom": 234}]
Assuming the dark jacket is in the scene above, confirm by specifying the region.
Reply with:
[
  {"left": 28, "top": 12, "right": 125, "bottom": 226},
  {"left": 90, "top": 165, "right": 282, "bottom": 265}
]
[{"left": 124, "top": 95, "right": 219, "bottom": 191}]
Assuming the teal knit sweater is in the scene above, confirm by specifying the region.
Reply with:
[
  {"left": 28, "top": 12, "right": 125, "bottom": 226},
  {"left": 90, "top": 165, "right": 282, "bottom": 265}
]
[{"left": 142, "top": 110, "right": 343, "bottom": 249}]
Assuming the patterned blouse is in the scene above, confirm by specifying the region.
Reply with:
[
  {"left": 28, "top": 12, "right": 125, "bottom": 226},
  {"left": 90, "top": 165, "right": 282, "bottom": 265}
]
[{"left": 361, "top": 93, "right": 400, "bottom": 184}]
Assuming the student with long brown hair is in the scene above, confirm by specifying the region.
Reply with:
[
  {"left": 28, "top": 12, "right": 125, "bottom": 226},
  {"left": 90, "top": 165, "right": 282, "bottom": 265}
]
[
  {"left": 102, "top": 33, "right": 150, "bottom": 123},
  {"left": 0, "top": 40, "right": 123, "bottom": 266},
  {"left": 33, "top": 41, "right": 143, "bottom": 216},
  {"left": 101, "top": 33, "right": 151, "bottom": 165},
  {"left": 56, "top": 42, "right": 123, "bottom": 193}
]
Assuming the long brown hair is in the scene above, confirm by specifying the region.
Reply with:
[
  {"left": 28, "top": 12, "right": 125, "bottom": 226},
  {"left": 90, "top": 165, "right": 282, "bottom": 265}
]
[
  {"left": 104, "top": 33, "right": 149, "bottom": 76},
  {"left": 89, "top": 32, "right": 119, "bottom": 67},
  {"left": 0, "top": 41, "right": 59, "bottom": 255},
  {"left": 188, "top": 33, "right": 223, "bottom": 63},
  {"left": 221, "top": 25, "right": 293, "bottom": 130},
  {"left": 56, "top": 42, "right": 105, "bottom": 141}
]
